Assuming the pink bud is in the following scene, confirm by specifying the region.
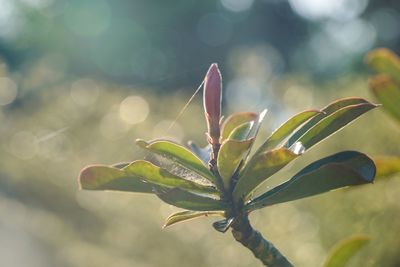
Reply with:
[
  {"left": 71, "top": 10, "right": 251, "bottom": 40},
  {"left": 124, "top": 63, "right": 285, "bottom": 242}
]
[{"left": 203, "top": 63, "right": 222, "bottom": 145}]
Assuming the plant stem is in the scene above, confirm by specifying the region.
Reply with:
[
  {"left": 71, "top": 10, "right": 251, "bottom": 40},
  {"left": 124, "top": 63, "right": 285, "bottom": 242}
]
[
  {"left": 231, "top": 215, "right": 294, "bottom": 267},
  {"left": 209, "top": 143, "right": 226, "bottom": 193}
]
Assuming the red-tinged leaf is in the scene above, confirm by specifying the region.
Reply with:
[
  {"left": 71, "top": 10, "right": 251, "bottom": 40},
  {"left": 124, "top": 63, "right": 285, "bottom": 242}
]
[
  {"left": 203, "top": 63, "right": 222, "bottom": 144},
  {"left": 233, "top": 147, "right": 299, "bottom": 202},
  {"left": 365, "top": 48, "right": 400, "bottom": 82},
  {"left": 79, "top": 165, "right": 154, "bottom": 193}
]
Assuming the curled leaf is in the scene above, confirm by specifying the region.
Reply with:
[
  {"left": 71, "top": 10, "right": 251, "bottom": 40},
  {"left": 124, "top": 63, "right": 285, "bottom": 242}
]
[
  {"left": 221, "top": 112, "right": 258, "bottom": 140},
  {"left": 163, "top": 210, "right": 225, "bottom": 228},
  {"left": 212, "top": 217, "right": 234, "bottom": 233},
  {"left": 228, "top": 121, "right": 254, "bottom": 141}
]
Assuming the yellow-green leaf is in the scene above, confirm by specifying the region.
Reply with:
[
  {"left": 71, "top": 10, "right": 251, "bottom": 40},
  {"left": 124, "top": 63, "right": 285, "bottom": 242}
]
[
  {"left": 257, "top": 109, "right": 321, "bottom": 153},
  {"left": 374, "top": 155, "right": 400, "bottom": 177},
  {"left": 287, "top": 98, "right": 372, "bottom": 148},
  {"left": 136, "top": 139, "right": 215, "bottom": 183},
  {"left": 323, "top": 235, "right": 370, "bottom": 267},
  {"left": 79, "top": 165, "right": 154, "bottom": 193},
  {"left": 221, "top": 112, "right": 258, "bottom": 140},
  {"left": 163, "top": 210, "right": 225, "bottom": 228},
  {"left": 365, "top": 48, "right": 400, "bottom": 82},
  {"left": 233, "top": 148, "right": 298, "bottom": 202},
  {"left": 157, "top": 188, "right": 228, "bottom": 211},
  {"left": 369, "top": 75, "right": 400, "bottom": 123},
  {"left": 124, "top": 160, "right": 218, "bottom": 195},
  {"left": 217, "top": 138, "right": 254, "bottom": 190},
  {"left": 298, "top": 102, "right": 378, "bottom": 150},
  {"left": 228, "top": 121, "right": 254, "bottom": 141}
]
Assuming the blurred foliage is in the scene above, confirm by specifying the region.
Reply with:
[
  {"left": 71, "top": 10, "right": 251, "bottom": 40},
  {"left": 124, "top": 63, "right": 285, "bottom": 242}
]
[
  {"left": 1, "top": 0, "right": 400, "bottom": 91},
  {"left": 365, "top": 48, "right": 400, "bottom": 178},
  {"left": 323, "top": 235, "right": 370, "bottom": 267},
  {"left": 1, "top": 58, "right": 400, "bottom": 266},
  {"left": 366, "top": 48, "right": 400, "bottom": 123},
  {"left": 1, "top": 1, "right": 400, "bottom": 267}
]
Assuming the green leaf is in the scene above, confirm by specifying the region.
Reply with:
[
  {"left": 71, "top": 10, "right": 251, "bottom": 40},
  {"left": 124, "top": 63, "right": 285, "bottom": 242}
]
[
  {"left": 365, "top": 48, "right": 400, "bottom": 82},
  {"left": 291, "top": 151, "right": 376, "bottom": 181},
  {"left": 111, "top": 162, "right": 131, "bottom": 169},
  {"left": 323, "top": 235, "right": 370, "bottom": 267},
  {"left": 221, "top": 112, "right": 258, "bottom": 140},
  {"left": 295, "top": 102, "right": 377, "bottom": 150},
  {"left": 245, "top": 151, "right": 375, "bottom": 211},
  {"left": 163, "top": 210, "right": 225, "bottom": 228},
  {"left": 79, "top": 165, "right": 154, "bottom": 193},
  {"left": 257, "top": 109, "right": 321, "bottom": 153},
  {"left": 187, "top": 141, "right": 211, "bottom": 164},
  {"left": 157, "top": 188, "right": 228, "bottom": 211},
  {"left": 124, "top": 160, "right": 218, "bottom": 195},
  {"left": 286, "top": 98, "right": 372, "bottom": 148},
  {"left": 228, "top": 122, "right": 254, "bottom": 141},
  {"left": 136, "top": 139, "right": 215, "bottom": 183},
  {"left": 212, "top": 217, "right": 234, "bottom": 233},
  {"left": 233, "top": 148, "right": 299, "bottom": 202},
  {"left": 369, "top": 75, "right": 400, "bottom": 123},
  {"left": 373, "top": 155, "right": 400, "bottom": 177},
  {"left": 217, "top": 138, "right": 254, "bottom": 189},
  {"left": 247, "top": 109, "right": 268, "bottom": 139}
]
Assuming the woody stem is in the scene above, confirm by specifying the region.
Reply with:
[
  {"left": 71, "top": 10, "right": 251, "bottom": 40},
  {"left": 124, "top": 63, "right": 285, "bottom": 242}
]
[{"left": 231, "top": 214, "right": 294, "bottom": 267}]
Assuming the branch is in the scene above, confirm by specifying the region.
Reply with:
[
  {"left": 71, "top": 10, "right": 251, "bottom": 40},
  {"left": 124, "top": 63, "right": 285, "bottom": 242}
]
[{"left": 231, "top": 215, "right": 294, "bottom": 267}]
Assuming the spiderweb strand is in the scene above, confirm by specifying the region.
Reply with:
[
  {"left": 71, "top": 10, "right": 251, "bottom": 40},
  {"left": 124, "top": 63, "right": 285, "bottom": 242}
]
[{"left": 165, "top": 80, "right": 204, "bottom": 135}]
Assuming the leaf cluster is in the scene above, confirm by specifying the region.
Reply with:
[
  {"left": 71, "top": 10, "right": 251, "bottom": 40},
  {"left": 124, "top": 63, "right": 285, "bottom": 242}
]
[
  {"left": 79, "top": 97, "right": 377, "bottom": 232},
  {"left": 365, "top": 48, "right": 400, "bottom": 177}
]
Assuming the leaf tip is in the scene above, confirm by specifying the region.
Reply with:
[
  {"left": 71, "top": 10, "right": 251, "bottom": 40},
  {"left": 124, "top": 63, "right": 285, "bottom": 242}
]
[
  {"left": 78, "top": 165, "right": 98, "bottom": 190},
  {"left": 259, "top": 109, "right": 268, "bottom": 121},
  {"left": 135, "top": 139, "right": 149, "bottom": 148},
  {"left": 212, "top": 217, "right": 234, "bottom": 233}
]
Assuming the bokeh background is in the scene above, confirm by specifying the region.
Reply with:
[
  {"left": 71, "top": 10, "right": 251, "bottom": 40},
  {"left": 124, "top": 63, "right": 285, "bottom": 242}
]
[{"left": 1, "top": 0, "right": 400, "bottom": 266}]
